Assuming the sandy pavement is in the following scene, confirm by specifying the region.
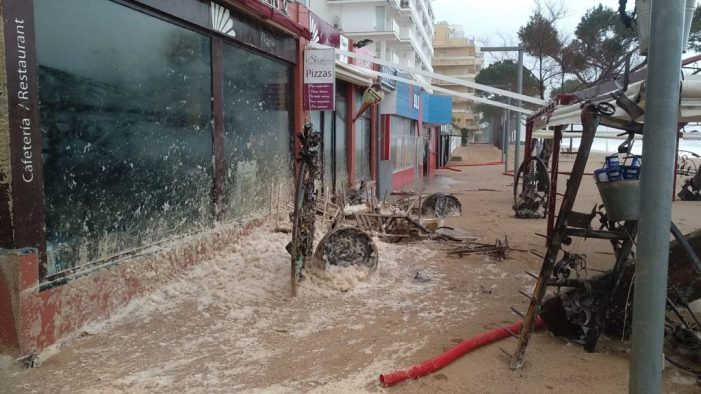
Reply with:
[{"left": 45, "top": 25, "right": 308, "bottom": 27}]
[{"left": 1, "top": 144, "right": 699, "bottom": 393}]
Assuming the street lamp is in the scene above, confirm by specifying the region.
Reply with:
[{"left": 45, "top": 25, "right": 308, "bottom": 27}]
[{"left": 480, "top": 46, "right": 525, "bottom": 180}]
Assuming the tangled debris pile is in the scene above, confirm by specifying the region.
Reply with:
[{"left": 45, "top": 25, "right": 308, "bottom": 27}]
[
  {"left": 421, "top": 192, "right": 462, "bottom": 218},
  {"left": 294, "top": 189, "right": 481, "bottom": 290},
  {"left": 447, "top": 237, "right": 511, "bottom": 261},
  {"left": 347, "top": 192, "right": 473, "bottom": 243},
  {"left": 677, "top": 150, "right": 700, "bottom": 201},
  {"left": 311, "top": 226, "right": 378, "bottom": 274},
  {"left": 539, "top": 228, "right": 701, "bottom": 378}
]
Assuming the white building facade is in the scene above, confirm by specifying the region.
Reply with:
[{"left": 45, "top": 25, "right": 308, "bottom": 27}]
[{"left": 303, "top": 0, "right": 435, "bottom": 74}]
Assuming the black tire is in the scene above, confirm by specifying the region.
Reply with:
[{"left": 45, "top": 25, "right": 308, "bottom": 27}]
[{"left": 513, "top": 156, "right": 550, "bottom": 218}]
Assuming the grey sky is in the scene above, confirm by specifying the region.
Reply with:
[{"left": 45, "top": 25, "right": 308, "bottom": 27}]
[{"left": 433, "top": 0, "right": 624, "bottom": 47}]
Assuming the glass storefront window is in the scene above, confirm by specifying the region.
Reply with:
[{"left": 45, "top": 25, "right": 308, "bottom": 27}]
[
  {"left": 35, "top": 0, "right": 213, "bottom": 274},
  {"left": 222, "top": 43, "right": 292, "bottom": 220},
  {"left": 390, "top": 117, "right": 416, "bottom": 171},
  {"left": 322, "top": 112, "right": 334, "bottom": 195},
  {"left": 335, "top": 97, "right": 348, "bottom": 191}
]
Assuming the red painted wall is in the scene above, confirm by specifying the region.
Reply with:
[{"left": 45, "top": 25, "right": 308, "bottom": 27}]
[
  {"left": 382, "top": 115, "right": 391, "bottom": 160},
  {"left": 428, "top": 128, "right": 438, "bottom": 175},
  {"left": 0, "top": 269, "right": 19, "bottom": 352},
  {"left": 0, "top": 220, "right": 264, "bottom": 355},
  {"left": 392, "top": 167, "right": 416, "bottom": 191}
]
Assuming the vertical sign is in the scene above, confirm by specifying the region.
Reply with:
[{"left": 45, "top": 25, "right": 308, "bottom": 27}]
[
  {"left": 3, "top": 0, "right": 46, "bottom": 255},
  {"left": 338, "top": 35, "right": 350, "bottom": 64},
  {"left": 303, "top": 47, "right": 335, "bottom": 111}
]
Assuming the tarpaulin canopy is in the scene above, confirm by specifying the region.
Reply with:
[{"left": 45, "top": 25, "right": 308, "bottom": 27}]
[
  {"left": 335, "top": 61, "right": 374, "bottom": 87},
  {"left": 530, "top": 74, "right": 701, "bottom": 129}
]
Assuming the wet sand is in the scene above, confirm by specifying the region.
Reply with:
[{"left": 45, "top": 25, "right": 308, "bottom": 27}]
[{"left": 1, "top": 144, "right": 699, "bottom": 393}]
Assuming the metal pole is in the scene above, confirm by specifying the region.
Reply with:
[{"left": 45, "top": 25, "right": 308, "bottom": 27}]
[
  {"left": 492, "top": 114, "right": 498, "bottom": 152},
  {"left": 514, "top": 49, "right": 524, "bottom": 182},
  {"left": 502, "top": 113, "right": 507, "bottom": 163},
  {"left": 505, "top": 100, "right": 510, "bottom": 173},
  {"left": 629, "top": 1, "right": 685, "bottom": 393}
]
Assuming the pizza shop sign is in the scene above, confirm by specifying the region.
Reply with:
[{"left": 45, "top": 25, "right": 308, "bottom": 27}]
[{"left": 258, "top": 0, "right": 288, "bottom": 14}]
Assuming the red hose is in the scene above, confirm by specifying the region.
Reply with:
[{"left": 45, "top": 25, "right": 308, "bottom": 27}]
[
  {"left": 448, "top": 161, "right": 504, "bottom": 167},
  {"left": 379, "top": 317, "right": 545, "bottom": 387}
]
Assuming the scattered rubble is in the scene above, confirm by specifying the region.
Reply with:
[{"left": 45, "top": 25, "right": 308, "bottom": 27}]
[
  {"left": 538, "top": 228, "right": 701, "bottom": 377},
  {"left": 447, "top": 237, "right": 511, "bottom": 261},
  {"left": 678, "top": 170, "right": 701, "bottom": 201},
  {"left": 413, "top": 271, "right": 431, "bottom": 283},
  {"left": 344, "top": 193, "right": 474, "bottom": 243}
]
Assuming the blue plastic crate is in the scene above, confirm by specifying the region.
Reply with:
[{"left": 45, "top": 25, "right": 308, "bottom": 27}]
[
  {"left": 594, "top": 168, "right": 609, "bottom": 183},
  {"left": 605, "top": 154, "right": 620, "bottom": 171}
]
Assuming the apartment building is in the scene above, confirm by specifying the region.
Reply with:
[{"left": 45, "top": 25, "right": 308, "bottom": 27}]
[
  {"left": 432, "top": 22, "right": 483, "bottom": 132},
  {"left": 305, "top": 0, "right": 435, "bottom": 75}
]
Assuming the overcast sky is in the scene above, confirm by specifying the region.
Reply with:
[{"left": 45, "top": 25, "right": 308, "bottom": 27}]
[{"left": 432, "top": 0, "right": 624, "bottom": 50}]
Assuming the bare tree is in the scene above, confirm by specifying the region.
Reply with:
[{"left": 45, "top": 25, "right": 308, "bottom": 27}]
[{"left": 518, "top": 3, "right": 565, "bottom": 99}]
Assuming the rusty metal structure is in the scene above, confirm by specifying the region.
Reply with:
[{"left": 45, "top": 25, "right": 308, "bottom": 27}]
[
  {"left": 448, "top": 237, "right": 511, "bottom": 261},
  {"left": 677, "top": 150, "right": 701, "bottom": 200},
  {"left": 289, "top": 122, "right": 322, "bottom": 297},
  {"left": 509, "top": 55, "right": 701, "bottom": 372}
]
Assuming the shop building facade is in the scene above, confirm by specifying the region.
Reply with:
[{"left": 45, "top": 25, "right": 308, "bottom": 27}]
[
  {"left": 306, "top": 11, "right": 379, "bottom": 195},
  {"left": 0, "top": 0, "right": 447, "bottom": 355},
  {"left": 0, "top": 0, "right": 314, "bottom": 354},
  {"left": 379, "top": 77, "right": 451, "bottom": 190}
]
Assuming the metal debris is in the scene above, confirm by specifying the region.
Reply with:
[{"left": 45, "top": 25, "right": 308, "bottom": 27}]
[
  {"left": 16, "top": 352, "right": 37, "bottom": 369},
  {"left": 311, "top": 226, "right": 378, "bottom": 273},
  {"left": 513, "top": 155, "right": 550, "bottom": 219},
  {"left": 288, "top": 122, "right": 322, "bottom": 296},
  {"left": 421, "top": 193, "right": 462, "bottom": 218},
  {"left": 414, "top": 271, "right": 431, "bottom": 283},
  {"left": 678, "top": 170, "right": 701, "bottom": 201},
  {"left": 347, "top": 193, "right": 472, "bottom": 243},
  {"left": 448, "top": 237, "right": 511, "bottom": 261},
  {"left": 346, "top": 181, "right": 370, "bottom": 205}
]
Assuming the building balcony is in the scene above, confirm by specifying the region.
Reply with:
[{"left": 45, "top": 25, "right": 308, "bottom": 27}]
[
  {"left": 433, "top": 64, "right": 479, "bottom": 74},
  {"left": 433, "top": 55, "right": 481, "bottom": 62},
  {"left": 390, "top": 0, "right": 434, "bottom": 54},
  {"left": 433, "top": 79, "right": 476, "bottom": 89},
  {"left": 432, "top": 57, "right": 482, "bottom": 67},
  {"left": 453, "top": 110, "right": 476, "bottom": 120},
  {"left": 384, "top": 33, "right": 432, "bottom": 71},
  {"left": 433, "top": 37, "right": 477, "bottom": 48},
  {"left": 433, "top": 75, "right": 475, "bottom": 83}
]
